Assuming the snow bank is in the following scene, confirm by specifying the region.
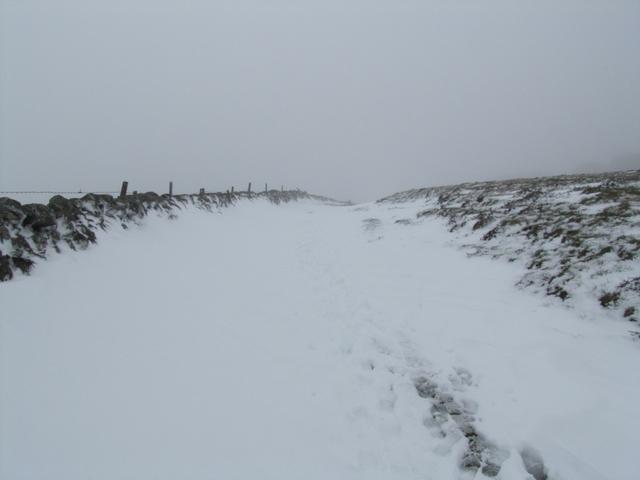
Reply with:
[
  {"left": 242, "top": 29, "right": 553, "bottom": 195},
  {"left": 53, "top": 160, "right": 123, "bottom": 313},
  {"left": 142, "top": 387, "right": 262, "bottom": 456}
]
[
  {"left": 0, "top": 189, "right": 329, "bottom": 282},
  {"left": 379, "top": 170, "right": 640, "bottom": 325}
]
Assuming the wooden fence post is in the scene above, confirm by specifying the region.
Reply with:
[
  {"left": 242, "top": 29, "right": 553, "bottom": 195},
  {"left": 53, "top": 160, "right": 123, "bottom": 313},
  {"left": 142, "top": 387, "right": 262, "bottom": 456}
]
[
  {"left": 265, "top": 183, "right": 268, "bottom": 193},
  {"left": 199, "top": 188, "right": 205, "bottom": 196},
  {"left": 231, "top": 186, "right": 234, "bottom": 194},
  {"left": 119, "top": 181, "right": 128, "bottom": 198},
  {"left": 169, "top": 181, "right": 173, "bottom": 197},
  {"left": 247, "top": 182, "right": 252, "bottom": 193}
]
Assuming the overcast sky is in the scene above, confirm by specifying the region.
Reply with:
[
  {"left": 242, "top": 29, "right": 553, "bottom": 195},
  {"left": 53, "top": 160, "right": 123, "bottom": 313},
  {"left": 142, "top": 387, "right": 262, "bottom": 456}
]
[{"left": 1, "top": 0, "right": 639, "bottom": 202}]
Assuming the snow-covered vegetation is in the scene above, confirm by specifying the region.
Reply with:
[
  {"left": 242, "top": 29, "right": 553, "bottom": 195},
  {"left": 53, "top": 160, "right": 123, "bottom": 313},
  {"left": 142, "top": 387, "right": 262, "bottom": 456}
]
[{"left": 381, "top": 170, "right": 640, "bottom": 326}]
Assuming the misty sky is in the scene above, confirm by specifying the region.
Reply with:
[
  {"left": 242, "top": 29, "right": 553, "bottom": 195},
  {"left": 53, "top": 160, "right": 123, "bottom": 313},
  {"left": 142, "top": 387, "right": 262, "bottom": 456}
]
[{"left": 1, "top": 0, "right": 639, "bottom": 202}]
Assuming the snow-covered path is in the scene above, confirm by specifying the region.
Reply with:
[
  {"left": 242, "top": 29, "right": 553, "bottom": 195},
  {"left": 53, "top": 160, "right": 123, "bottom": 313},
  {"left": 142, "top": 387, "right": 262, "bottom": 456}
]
[{"left": 1, "top": 200, "right": 638, "bottom": 479}]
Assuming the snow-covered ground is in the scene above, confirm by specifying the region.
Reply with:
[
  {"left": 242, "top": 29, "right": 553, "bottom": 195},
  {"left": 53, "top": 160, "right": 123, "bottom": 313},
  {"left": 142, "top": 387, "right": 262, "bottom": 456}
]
[
  {"left": 1, "top": 199, "right": 638, "bottom": 479},
  {"left": 380, "top": 171, "right": 640, "bottom": 322}
]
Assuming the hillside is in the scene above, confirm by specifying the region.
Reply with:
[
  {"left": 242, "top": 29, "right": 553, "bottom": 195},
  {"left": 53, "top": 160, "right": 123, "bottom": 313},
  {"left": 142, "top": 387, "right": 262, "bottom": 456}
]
[{"left": 380, "top": 170, "right": 640, "bottom": 326}]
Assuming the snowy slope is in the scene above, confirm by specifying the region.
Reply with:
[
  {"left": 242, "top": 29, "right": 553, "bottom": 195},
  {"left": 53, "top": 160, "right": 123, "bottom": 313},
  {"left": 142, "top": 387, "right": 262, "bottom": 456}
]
[
  {"left": 380, "top": 170, "right": 640, "bottom": 325},
  {"left": 1, "top": 198, "right": 639, "bottom": 479}
]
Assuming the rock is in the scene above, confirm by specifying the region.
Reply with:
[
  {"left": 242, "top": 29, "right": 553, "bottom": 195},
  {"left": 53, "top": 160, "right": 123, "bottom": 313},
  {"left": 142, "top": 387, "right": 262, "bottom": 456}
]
[
  {"left": 0, "top": 252, "right": 13, "bottom": 281},
  {"left": 48, "top": 195, "right": 82, "bottom": 221},
  {"left": 0, "top": 197, "right": 24, "bottom": 225},
  {"left": 138, "top": 192, "right": 163, "bottom": 203},
  {"left": 0, "top": 225, "right": 10, "bottom": 241},
  {"left": 11, "top": 233, "right": 35, "bottom": 256},
  {"left": 81, "top": 193, "right": 113, "bottom": 203},
  {"left": 11, "top": 255, "right": 34, "bottom": 274},
  {"left": 21, "top": 204, "right": 56, "bottom": 231}
]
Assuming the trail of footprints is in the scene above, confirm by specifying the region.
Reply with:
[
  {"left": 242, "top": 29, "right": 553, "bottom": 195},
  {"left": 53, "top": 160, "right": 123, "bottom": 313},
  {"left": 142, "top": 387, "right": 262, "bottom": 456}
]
[
  {"left": 414, "top": 373, "right": 506, "bottom": 477},
  {"left": 414, "top": 371, "right": 550, "bottom": 479},
  {"left": 357, "top": 335, "right": 549, "bottom": 479},
  {"left": 340, "top": 269, "right": 549, "bottom": 478}
]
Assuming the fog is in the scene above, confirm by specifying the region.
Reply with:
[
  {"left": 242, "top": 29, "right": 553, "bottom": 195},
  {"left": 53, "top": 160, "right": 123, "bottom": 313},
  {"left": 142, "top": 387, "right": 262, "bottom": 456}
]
[{"left": 1, "top": 0, "right": 639, "bottom": 202}]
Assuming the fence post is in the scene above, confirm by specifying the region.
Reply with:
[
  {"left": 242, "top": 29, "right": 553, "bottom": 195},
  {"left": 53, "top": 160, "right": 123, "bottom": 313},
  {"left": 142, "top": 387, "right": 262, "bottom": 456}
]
[
  {"left": 265, "top": 183, "right": 268, "bottom": 193},
  {"left": 247, "top": 182, "right": 252, "bottom": 193},
  {"left": 231, "top": 186, "right": 234, "bottom": 194},
  {"left": 119, "top": 181, "right": 128, "bottom": 198},
  {"left": 199, "top": 188, "right": 205, "bottom": 196},
  {"left": 169, "top": 181, "right": 173, "bottom": 197}
]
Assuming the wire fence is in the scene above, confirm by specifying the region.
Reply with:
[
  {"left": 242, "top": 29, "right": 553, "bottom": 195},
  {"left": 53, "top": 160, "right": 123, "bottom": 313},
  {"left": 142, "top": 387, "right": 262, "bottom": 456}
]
[
  {"left": 0, "top": 191, "right": 118, "bottom": 195},
  {"left": 0, "top": 182, "right": 288, "bottom": 204},
  {"left": 0, "top": 190, "right": 120, "bottom": 204}
]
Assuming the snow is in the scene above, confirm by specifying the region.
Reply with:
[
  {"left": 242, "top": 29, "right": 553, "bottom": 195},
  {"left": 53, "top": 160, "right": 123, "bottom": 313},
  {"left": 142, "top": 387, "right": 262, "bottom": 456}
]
[{"left": 1, "top": 199, "right": 639, "bottom": 479}]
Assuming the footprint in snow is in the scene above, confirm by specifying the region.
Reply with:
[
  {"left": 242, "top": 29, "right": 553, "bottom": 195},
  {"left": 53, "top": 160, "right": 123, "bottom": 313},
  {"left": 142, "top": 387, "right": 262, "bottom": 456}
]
[
  {"left": 414, "top": 375, "right": 508, "bottom": 477},
  {"left": 361, "top": 218, "right": 383, "bottom": 241}
]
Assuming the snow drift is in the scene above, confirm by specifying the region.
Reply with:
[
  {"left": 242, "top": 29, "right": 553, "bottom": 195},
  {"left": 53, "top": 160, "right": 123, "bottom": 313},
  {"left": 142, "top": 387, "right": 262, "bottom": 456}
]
[{"left": 0, "top": 189, "right": 330, "bottom": 282}]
